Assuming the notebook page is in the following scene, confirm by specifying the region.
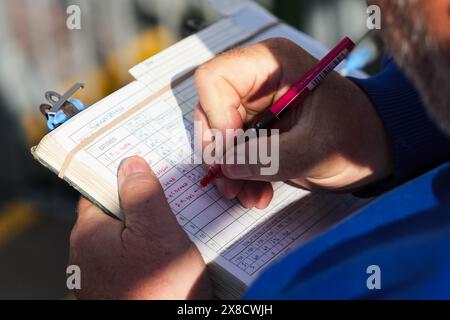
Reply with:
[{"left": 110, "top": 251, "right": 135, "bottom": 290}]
[
  {"left": 130, "top": 4, "right": 367, "bottom": 85},
  {"left": 129, "top": 2, "right": 277, "bottom": 90}
]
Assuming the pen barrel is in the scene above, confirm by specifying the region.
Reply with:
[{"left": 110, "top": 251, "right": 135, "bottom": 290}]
[
  {"left": 252, "top": 110, "right": 279, "bottom": 130},
  {"left": 268, "top": 37, "right": 355, "bottom": 117}
]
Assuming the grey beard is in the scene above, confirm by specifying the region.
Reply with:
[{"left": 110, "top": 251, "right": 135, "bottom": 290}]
[{"left": 377, "top": 0, "right": 450, "bottom": 135}]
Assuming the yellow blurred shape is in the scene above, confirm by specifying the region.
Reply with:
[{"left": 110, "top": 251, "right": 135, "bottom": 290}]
[
  {"left": 24, "top": 25, "right": 174, "bottom": 157},
  {"left": 62, "top": 26, "right": 175, "bottom": 106},
  {"left": 0, "top": 202, "right": 40, "bottom": 249}
]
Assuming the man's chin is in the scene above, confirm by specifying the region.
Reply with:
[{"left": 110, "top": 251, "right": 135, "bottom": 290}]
[{"left": 376, "top": 0, "right": 450, "bottom": 137}]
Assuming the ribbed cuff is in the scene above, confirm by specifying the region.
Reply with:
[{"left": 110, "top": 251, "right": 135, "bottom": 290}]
[{"left": 349, "top": 59, "right": 450, "bottom": 196}]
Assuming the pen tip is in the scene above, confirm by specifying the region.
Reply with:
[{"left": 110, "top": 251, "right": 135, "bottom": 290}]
[{"left": 200, "top": 171, "right": 214, "bottom": 188}]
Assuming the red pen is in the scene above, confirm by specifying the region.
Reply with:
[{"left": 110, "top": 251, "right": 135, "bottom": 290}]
[{"left": 200, "top": 37, "right": 356, "bottom": 188}]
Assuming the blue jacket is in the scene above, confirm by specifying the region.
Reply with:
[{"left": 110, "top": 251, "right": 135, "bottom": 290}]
[{"left": 245, "top": 59, "right": 450, "bottom": 299}]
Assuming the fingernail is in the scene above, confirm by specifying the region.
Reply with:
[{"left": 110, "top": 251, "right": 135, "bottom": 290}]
[
  {"left": 222, "top": 164, "right": 252, "bottom": 179},
  {"left": 119, "top": 157, "right": 148, "bottom": 177}
]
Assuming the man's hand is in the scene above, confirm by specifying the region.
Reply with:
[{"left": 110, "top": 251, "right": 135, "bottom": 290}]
[
  {"left": 195, "top": 38, "right": 392, "bottom": 208},
  {"left": 69, "top": 156, "right": 213, "bottom": 300}
]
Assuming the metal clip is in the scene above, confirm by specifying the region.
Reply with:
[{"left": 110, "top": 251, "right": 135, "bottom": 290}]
[{"left": 39, "top": 83, "right": 86, "bottom": 130}]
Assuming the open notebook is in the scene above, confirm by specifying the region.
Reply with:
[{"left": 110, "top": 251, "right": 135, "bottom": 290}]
[{"left": 33, "top": 3, "right": 368, "bottom": 299}]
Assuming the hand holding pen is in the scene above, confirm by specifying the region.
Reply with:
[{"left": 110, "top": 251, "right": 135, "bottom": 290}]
[{"left": 194, "top": 37, "right": 391, "bottom": 208}]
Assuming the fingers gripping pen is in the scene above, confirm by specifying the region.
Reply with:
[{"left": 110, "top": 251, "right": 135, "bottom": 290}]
[{"left": 200, "top": 37, "right": 356, "bottom": 187}]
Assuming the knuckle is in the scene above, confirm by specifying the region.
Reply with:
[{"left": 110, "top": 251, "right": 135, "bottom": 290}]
[
  {"left": 76, "top": 197, "right": 91, "bottom": 213},
  {"left": 195, "top": 46, "right": 245, "bottom": 82},
  {"left": 69, "top": 224, "right": 83, "bottom": 259},
  {"left": 69, "top": 220, "right": 90, "bottom": 249},
  {"left": 267, "top": 37, "right": 295, "bottom": 47},
  {"left": 261, "top": 37, "right": 298, "bottom": 54},
  {"left": 195, "top": 63, "right": 213, "bottom": 85},
  {"left": 69, "top": 226, "right": 79, "bottom": 247}
]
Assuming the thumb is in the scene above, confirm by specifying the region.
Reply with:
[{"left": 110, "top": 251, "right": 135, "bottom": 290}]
[{"left": 118, "top": 156, "right": 171, "bottom": 228}]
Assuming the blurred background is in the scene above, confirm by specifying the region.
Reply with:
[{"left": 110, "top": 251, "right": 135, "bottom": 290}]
[{"left": 0, "top": 0, "right": 381, "bottom": 299}]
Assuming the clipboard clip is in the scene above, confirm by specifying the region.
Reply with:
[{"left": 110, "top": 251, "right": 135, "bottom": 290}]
[{"left": 39, "top": 83, "right": 86, "bottom": 130}]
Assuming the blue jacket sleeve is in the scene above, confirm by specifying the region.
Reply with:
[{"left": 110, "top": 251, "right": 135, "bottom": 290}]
[{"left": 348, "top": 58, "right": 450, "bottom": 195}]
